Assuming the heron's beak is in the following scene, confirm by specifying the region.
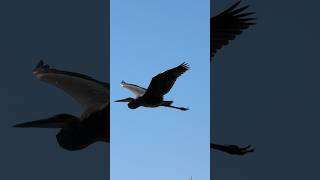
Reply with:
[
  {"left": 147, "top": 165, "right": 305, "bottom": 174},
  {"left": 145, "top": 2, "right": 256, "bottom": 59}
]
[
  {"left": 114, "top": 98, "right": 132, "bottom": 102},
  {"left": 13, "top": 119, "right": 65, "bottom": 128},
  {"left": 13, "top": 114, "right": 77, "bottom": 128}
]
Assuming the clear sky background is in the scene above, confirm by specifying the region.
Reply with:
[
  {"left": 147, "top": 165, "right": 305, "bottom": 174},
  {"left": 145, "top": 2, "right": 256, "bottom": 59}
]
[
  {"left": 111, "top": 0, "right": 210, "bottom": 180},
  {"left": 211, "top": 0, "right": 320, "bottom": 179},
  {"left": 0, "top": 0, "right": 109, "bottom": 179}
]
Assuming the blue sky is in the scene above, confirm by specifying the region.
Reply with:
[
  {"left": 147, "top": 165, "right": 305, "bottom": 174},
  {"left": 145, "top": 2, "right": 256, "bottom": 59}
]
[{"left": 111, "top": 0, "right": 210, "bottom": 180}]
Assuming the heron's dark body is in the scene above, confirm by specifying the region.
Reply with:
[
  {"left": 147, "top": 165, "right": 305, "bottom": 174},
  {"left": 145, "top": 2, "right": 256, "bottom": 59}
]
[
  {"left": 127, "top": 96, "right": 174, "bottom": 109},
  {"left": 135, "top": 96, "right": 164, "bottom": 107},
  {"left": 57, "top": 105, "right": 110, "bottom": 151}
]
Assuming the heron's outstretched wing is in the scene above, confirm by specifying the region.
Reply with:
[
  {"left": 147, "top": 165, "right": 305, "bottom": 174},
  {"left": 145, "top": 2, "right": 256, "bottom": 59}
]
[
  {"left": 33, "top": 60, "right": 109, "bottom": 114},
  {"left": 13, "top": 114, "right": 79, "bottom": 128},
  {"left": 120, "top": 81, "right": 146, "bottom": 97},
  {"left": 143, "top": 62, "right": 189, "bottom": 97},
  {"left": 211, "top": 1, "right": 256, "bottom": 59}
]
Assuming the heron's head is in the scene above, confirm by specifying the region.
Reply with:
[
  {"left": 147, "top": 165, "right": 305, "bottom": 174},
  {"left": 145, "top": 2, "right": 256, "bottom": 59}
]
[{"left": 128, "top": 100, "right": 140, "bottom": 109}]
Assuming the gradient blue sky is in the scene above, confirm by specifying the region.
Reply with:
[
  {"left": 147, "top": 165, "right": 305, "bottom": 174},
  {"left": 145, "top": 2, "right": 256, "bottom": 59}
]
[{"left": 111, "top": 0, "right": 210, "bottom": 180}]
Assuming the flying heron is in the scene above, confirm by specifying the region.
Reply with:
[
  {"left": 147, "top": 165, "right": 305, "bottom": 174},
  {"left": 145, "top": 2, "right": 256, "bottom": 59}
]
[
  {"left": 211, "top": 1, "right": 256, "bottom": 61},
  {"left": 115, "top": 62, "right": 189, "bottom": 111},
  {"left": 14, "top": 60, "right": 110, "bottom": 151}
]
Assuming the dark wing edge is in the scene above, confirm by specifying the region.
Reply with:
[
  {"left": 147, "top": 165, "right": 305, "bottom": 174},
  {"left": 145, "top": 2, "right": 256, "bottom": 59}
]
[
  {"left": 144, "top": 62, "right": 189, "bottom": 97},
  {"left": 33, "top": 60, "right": 109, "bottom": 88},
  {"left": 32, "top": 60, "right": 110, "bottom": 112},
  {"left": 211, "top": 1, "right": 257, "bottom": 60}
]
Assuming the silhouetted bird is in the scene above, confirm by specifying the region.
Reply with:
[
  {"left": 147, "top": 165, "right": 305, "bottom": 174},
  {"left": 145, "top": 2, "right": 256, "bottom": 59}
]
[
  {"left": 14, "top": 60, "right": 109, "bottom": 151},
  {"left": 210, "top": 143, "right": 254, "bottom": 155},
  {"left": 211, "top": 1, "right": 256, "bottom": 61},
  {"left": 115, "top": 62, "right": 189, "bottom": 111}
]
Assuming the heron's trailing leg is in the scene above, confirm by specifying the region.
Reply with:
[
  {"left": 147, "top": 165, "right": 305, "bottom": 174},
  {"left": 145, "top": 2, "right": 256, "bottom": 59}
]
[{"left": 162, "top": 104, "right": 189, "bottom": 111}]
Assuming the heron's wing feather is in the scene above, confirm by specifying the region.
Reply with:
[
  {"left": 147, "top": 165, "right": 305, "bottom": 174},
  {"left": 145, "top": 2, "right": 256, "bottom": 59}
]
[
  {"left": 211, "top": 1, "right": 256, "bottom": 59},
  {"left": 144, "top": 62, "right": 189, "bottom": 97},
  {"left": 33, "top": 60, "right": 109, "bottom": 113},
  {"left": 13, "top": 114, "right": 79, "bottom": 128},
  {"left": 120, "top": 81, "right": 146, "bottom": 97}
]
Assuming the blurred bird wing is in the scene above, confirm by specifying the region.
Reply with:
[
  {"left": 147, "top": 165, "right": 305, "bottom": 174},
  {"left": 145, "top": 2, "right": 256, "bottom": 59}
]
[
  {"left": 144, "top": 62, "right": 189, "bottom": 97},
  {"left": 120, "top": 81, "right": 146, "bottom": 97},
  {"left": 33, "top": 60, "right": 109, "bottom": 114},
  {"left": 211, "top": 1, "right": 256, "bottom": 59}
]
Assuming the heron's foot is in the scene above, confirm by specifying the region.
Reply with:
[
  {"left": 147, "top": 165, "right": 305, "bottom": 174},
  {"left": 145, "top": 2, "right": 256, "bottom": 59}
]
[{"left": 179, "top": 107, "right": 189, "bottom": 111}]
